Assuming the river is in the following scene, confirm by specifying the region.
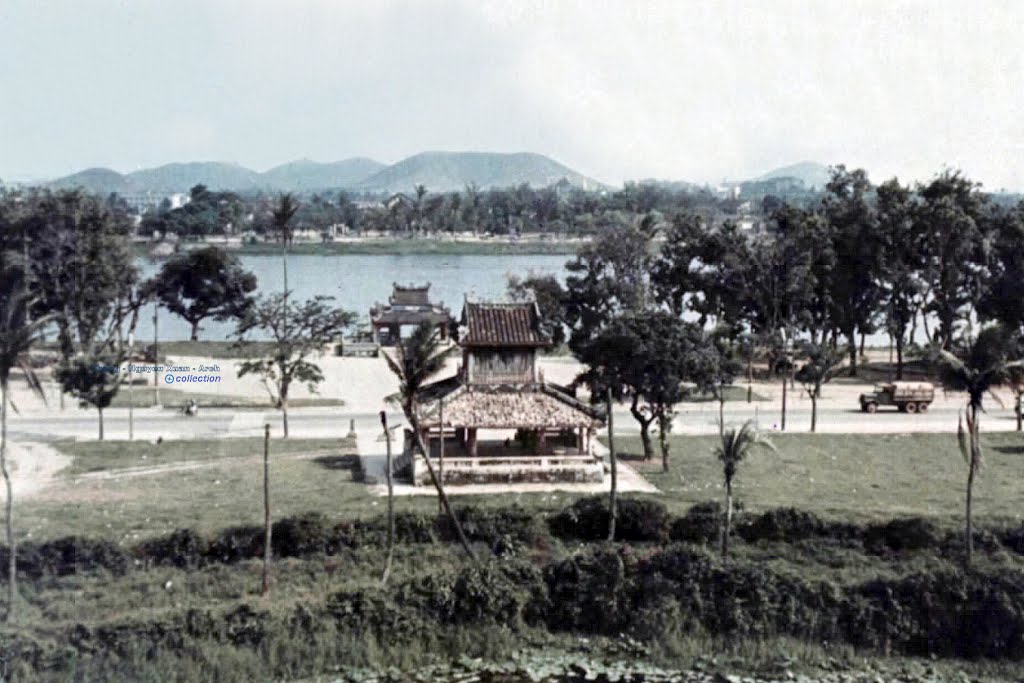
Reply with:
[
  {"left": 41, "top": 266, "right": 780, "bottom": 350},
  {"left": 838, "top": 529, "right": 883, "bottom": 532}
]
[{"left": 134, "top": 253, "right": 570, "bottom": 341}]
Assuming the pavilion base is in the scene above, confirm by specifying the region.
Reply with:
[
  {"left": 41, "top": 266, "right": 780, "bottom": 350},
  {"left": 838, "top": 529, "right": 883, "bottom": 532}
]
[{"left": 410, "top": 453, "right": 604, "bottom": 486}]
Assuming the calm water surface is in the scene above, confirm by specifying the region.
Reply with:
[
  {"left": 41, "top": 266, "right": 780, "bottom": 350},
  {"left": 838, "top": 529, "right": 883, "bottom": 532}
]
[{"left": 135, "top": 254, "right": 569, "bottom": 341}]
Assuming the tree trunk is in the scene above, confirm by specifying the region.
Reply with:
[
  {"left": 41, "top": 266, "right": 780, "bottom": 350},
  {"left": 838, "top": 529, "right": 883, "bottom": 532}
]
[
  {"left": 810, "top": 395, "right": 817, "bottom": 433},
  {"left": 280, "top": 383, "right": 289, "bottom": 438},
  {"left": 746, "top": 357, "right": 753, "bottom": 403},
  {"left": 409, "top": 413, "right": 476, "bottom": 561},
  {"left": 895, "top": 332, "right": 905, "bottom": 381},
  {"left": 658, "top": 412, "right": 671, "bottom": 472},
  {"left": 965, "top": 461, "right": 974, "bottom": 571},
  {"left": 1, "top": 381, "right": 17, "bottom": 622},
  {"left": 607, "top": 388, "right": 617, "bottom": 542},
  {"left": 438, "top": 398, "right": 444, "bottom": 515},
  {"left": 190, "top": 321, "right": 200, "bottom": 341},
  {"left": 847, "top": 335, "right": 858, "bottom": 377},
  {"left": 780, "top": 370, "right": 787, "bottom": 432},
  {"left": 630, "top": 396, "right": 654, "bottom": 460},
  {"left": 722, "top": 477, "right": 733, "bottom": 558},
  {"left": 718, "top": 395, "right": 725, "bottom": 434},
  {"left": 98, "top": 406, "right": 104, "bottom": 441},
  {"left": 381, "top": 412, "right": 394, "bottom": 586},
  {"left": 1017, "top": 392, "right": 1022, "bottom": 432},
  {"left": 261, "top": 424, "right": 272, "bottom": 596}
]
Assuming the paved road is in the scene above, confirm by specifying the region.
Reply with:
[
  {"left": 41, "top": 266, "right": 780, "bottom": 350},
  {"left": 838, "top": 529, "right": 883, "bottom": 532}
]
[{"left": 7, "top": 400, "right": 1021, "bottom": 443}]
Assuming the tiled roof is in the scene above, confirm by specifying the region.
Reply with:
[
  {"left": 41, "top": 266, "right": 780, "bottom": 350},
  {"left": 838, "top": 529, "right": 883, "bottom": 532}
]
[
  {"left": 461, "top": 301, "right": 550, "bottom": 347},
  {"left": 419, "top": 384, "right": 603, "bottom": 429},
  {"left": 390, "top": 283, "right": 432, "bottom": 307}
]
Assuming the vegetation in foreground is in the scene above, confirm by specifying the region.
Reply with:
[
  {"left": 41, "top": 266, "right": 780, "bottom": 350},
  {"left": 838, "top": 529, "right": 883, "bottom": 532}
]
[{"left": 1, "top": 499, "right": 1023, "bottom": 681}]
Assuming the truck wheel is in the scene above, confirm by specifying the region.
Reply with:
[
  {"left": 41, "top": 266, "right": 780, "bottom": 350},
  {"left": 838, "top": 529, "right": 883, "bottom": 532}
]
[
  {"left": 905, "top": 402, "right": 918, "bottom": 414},
  {"left": 917, "top": 402, "right": 929, "bottom": 413},
  {"left": 865, "top": 402, "right": 878, "bottom": 413}
]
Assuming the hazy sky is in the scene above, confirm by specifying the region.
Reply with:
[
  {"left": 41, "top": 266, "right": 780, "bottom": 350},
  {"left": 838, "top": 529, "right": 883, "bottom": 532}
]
[{"left": 2, "top": 0, "right": 1022, "bottom": 189}]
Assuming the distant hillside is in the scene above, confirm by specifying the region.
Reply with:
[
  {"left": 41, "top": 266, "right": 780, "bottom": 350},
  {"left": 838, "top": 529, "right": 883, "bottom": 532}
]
[
  {"left": 126, "top": 162, "right": 263, "bottom": 193},
  {"left": 261, "top": 158, "right": 385, "bottom": 191},
  {"left": 356, "top": 151, "right": 605, "bottom": 193},
  {"left": 49, "top": 167, "right": 139, "bottom": 194},
  {"left": 755, "top": 161, "right": 832, "bottom": 190}
]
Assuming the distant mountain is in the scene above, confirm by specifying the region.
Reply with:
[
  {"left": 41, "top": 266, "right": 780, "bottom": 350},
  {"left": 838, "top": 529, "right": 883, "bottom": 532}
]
[
  {"left": 49, "top": 167, "right": 139, "bottom": 194},
  {"left": 126, "top": 162, "right": 263, "bottom": 194},
  {"left": 754, "top": 161, "right": 832, "bottom": 190},
  {"left": 45, "top": 152, "right": 602, "bottom": 196},
  {"left": 261, "top": 158, "right": 386, "bottom": 191},
  {"left": 356, "top": 151, "right": 605, "bottom": 193}
]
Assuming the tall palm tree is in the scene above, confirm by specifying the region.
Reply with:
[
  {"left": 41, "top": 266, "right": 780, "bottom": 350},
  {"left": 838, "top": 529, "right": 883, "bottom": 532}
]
[
  {"left": 716, "top": 420, "right": 775, "bottom": 557},
  {"left": 0, "top": 277, "right": 51, "bottom": 622},
  {"left": 384, "top": 322, "right": 476, "bottom": 561},
  {"left": 934, "top": 325, "right": 1024, "bottom": 569}
]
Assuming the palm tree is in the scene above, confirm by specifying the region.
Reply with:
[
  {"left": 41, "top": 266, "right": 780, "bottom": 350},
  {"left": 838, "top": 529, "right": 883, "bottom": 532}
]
[
  {"left": 384, "top": 322, "right": 476, "bottom": 561},
  {"left": 0, "top": 277, "right": 51, "bottom": 622},
  {"left": 716, "top": 420, "right": 775, "bottom": 557},
  {"left": 934, "top": 325, "right": 1024, "bottom": 569}
]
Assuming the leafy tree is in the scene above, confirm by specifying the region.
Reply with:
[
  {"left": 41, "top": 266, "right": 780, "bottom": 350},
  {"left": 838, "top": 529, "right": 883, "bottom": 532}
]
[
  {"left": 507, "top": 273, "right": 568, "bottom": 347},
  {"left": 916, "top": 171, "right": 989, "bottom": 349},
  {"left": 150, "top": 246, "right": 257, "bottom": 340},
  {"left": 794, "top": 342, "right": 845, "bottom": 432},
  {"left": 0, "top": 266, "right": 51, "bottom": 622},
  {"left": 822, "top": 166, "right": 882, "bottom": 375},
  {"left": 384, "top": 322, "right": 475, "bottom": 560},
  {"left": 579, "top": 312, "right": 703, "bottom": 463},
  {"left": 235, "top": 294, "right": 354, "bottom": 438},
  {"left": 716, "top": 421, "right": 775, "bottom": 557},
  {"left": 875, "top": 178, "right": 925, "bottom": 379},
  {"left": 272, "top": 193, "right": 300, "bottom": 247},
  {"left": 933, "top": 325, "right": 1023, "bottom": 569}
]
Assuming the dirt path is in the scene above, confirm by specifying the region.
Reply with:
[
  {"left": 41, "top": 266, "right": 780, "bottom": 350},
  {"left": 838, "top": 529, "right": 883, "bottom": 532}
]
[{"left": 0, "top": 442, "right": 72, "bottom": 500}]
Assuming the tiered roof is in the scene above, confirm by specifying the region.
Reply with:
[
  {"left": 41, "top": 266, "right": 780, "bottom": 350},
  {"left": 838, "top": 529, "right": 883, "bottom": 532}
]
[{"left": 460, "top": 300, "right": 551, "bottom": 348}]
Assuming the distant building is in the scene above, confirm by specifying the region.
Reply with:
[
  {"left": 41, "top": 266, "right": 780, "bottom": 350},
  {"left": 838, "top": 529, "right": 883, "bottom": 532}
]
[{"left": 370, "top": 283, "right": 452, "bottom": 345}]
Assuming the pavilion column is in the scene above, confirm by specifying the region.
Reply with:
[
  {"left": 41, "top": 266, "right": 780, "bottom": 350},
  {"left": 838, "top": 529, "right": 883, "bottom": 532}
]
[
  {"left": 390, "top": 325, "right": 400, "bottom": 342},
  {"left": 536, "top": 430, "right": 545, "bottom": 455},
  {"left": 467, "top": 428, "right": 478, "bottom": 457},
  {"left": 577, "top": 426, "right": 584, "bottom": 454}
]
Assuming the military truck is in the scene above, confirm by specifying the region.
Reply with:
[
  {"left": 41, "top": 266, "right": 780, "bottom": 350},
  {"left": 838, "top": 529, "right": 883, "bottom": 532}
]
[{"left": 859, "top": 382, "right": 935, "bottom": 413}]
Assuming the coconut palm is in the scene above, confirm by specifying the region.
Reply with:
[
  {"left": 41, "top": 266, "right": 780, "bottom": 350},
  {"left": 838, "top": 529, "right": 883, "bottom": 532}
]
[
  {"left": 0, "top": 275, "right": 52, "bottom": 622},
  {"left": 716, "top": 420, "right": 775, "bottom": 557},
  {"left": 384, "top": 322, "right": 476, "bottom": 561},
  {"left": 934, "top": 325, "right": 1024, "bottom": 569}
]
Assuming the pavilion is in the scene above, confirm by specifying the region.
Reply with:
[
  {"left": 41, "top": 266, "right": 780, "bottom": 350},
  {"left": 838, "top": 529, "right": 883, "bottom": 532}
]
[
  {"left": 369, "top": 283, "right": 452, "bottom": 345},
  {"left": 402, "top": 298, "right": 605, "bottom": 485}
]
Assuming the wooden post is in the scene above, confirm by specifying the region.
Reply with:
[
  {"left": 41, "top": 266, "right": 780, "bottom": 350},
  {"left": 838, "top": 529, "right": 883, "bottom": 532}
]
[
  {"left": 606, "top": 388, "right": 617, "bottom": 542},
  {"left": 438, "top": 397, "right": 444, "bottom": 514},
  {"left": 153, "top": 307, "right": 160, "bottom": 407},
  {"left": 261, "top": 424, "right": 272, "bottom": 597},
  {"left": 381, "top": 411, "right": 394, "bottom": 585}
]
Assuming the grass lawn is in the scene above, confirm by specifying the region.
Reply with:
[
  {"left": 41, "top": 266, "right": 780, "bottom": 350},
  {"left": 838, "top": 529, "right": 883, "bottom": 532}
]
[
  {"left": 156, "top": 340, "right": 281, "bottom": 359},
  {"left": 624, "top": 431, "right": 1024, "bottom": 524},
  {"left": 107, "top": 385, "right": 344, "bottom": 409},
  {"left": 54, "top": 436, "right": 355, "bottom": 475}
]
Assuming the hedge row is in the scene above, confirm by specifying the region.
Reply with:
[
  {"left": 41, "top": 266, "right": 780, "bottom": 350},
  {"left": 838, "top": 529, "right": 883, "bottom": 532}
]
[{"left": 3, "top": 499, "right": 1023, "bottom": 579}]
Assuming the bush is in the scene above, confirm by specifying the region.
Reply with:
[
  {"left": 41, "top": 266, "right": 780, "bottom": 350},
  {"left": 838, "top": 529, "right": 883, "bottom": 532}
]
[
  {"left": 1000, "top": 524, "right": 1024, "bottom": 555},
  {"left": 336, "top": 512, "right": 438, "bottom": 549},
  {"left": 669, "top": 501, "right": 723, "bottom": 545},
  {"left": 544, "top": 545, "right": 636, "bottom": 634},
  {"left": 441, "top": 505, "right": 549, "bottom": 548},
  {"left": 550, "top": 496, "right": 671, "bottom": 543},
  {"left": 205, "top": 525, "right": 262, "bottom": 564},
  {"left": 865, "top": 517, "right": 942, "bottom": 552},
  {"left": 1, "top": 537, "right": 131, "bottom": 579},
  {"left": 272, "top": 513, "right": 332, "bottom": 557},
  {"left": 136, "top": 529, "right": 208, "bottom": 569}
]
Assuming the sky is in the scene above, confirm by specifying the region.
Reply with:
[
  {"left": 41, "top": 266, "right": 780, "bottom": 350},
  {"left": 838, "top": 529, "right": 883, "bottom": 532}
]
[{"left": 1, "top": 0, "right": 1022, "bottom": 190}]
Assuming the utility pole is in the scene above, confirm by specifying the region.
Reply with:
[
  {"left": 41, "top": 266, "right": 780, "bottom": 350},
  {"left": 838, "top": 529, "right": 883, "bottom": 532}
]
[
  {"left": 606, "top": 387, "right": 617, "bottom": 542},
  {"left": 438, "top": 397, "right": 444, "bottom": 515},
  {"left": 261, "top": 424, "right": 272, "bottom": 597},
  {"left": 127, "top": 332, "right": 135, "bottom": 441},
  {"left": 153, "top": 306, "right": 161, "bottom": 407}
]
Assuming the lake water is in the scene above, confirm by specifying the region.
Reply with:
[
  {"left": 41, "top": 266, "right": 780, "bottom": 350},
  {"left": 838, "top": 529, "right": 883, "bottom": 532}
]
[{"left": 135, "top": 254, "right": 570, "bottom": 341}]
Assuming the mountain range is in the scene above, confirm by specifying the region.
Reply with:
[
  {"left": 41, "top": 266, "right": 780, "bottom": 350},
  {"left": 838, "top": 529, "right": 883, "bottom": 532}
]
[
  {"left": 43, "top": 153, "right": 832, "bottom": 196},
  {"left": 46, "top": 152, "right": 604, "bottom": 196}
]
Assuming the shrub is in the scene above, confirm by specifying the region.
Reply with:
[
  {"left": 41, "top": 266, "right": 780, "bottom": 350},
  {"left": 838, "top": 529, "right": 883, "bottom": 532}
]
[
  {"left": 2, "top": 537, "right": 131, "bottom": 579},
  {"left": 544, "top": 545, "right": 636, "bottom": 634},
  {"left": 441, "top": 505, "right": 549, "bottom": 548},
  {"left": 136, "top": 529, "right": 208, "bottom": 569},
  {"left": 1000, "top": 524, "right": 1024, "bottom": 555},
  {"left": 550, "top": 496, "right": 670, "bottom": 543},
  {"left": 272, "top": 513, "right": 332, "bottom": 557},
  {"left": 669, "top": 501, "right": 723, "bottom": 545},
  {"left": 336, "top": 512, "right": 438, "bottom": 549},
  {"left": 205, "top": 525, "right": 262, "bottom": 564},
  {"left": 738, "top": 508, "right": 823, "bottom": 543},
  {"left": 865, "top": 518, "right": 942, "bottom": 552}
]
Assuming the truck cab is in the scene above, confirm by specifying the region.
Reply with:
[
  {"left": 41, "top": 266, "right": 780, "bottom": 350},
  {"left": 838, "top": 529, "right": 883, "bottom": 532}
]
[{"left": 859, "top": 382, "right": 935, "bottom": 414}]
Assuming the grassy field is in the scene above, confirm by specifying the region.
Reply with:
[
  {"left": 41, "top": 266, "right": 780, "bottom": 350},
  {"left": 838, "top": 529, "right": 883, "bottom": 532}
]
[
  {"left": 625, "top": 431, "right": 1024, "bottom": 524},
  {"left": 156, "top": 340, "right": 281, "bottom": 359},
  {"left": 107, "top": 385, "right": 344, "bottom": 408}
]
